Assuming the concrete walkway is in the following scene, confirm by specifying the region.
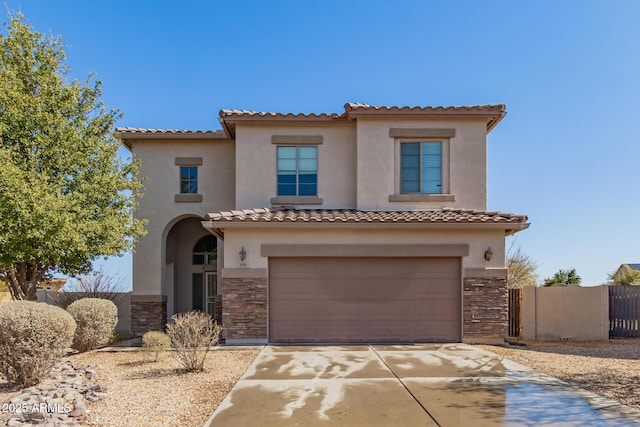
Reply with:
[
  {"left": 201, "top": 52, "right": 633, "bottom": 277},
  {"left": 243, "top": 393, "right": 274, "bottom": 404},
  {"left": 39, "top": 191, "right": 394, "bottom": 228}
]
[{"left": 205, "top": 344, "right": 640, "bottom": 426}]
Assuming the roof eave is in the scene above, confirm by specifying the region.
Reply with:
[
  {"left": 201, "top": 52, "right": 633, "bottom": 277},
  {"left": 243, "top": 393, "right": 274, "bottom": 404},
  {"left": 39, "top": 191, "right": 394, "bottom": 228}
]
[
  {"left": 345, "top": 109, "right": 507, "bottom": 132},
  {"left": 219, "top": 115, "right": 348, "bottom": 134},
  {"left": 486, "top": 111, "right": 507, "bottom": 133},
  {"left": 116, "top": 130, "right": 232, "bottom": 150},
  {"left": 202, "top": 220, "right": 529, "bottom": 232}
]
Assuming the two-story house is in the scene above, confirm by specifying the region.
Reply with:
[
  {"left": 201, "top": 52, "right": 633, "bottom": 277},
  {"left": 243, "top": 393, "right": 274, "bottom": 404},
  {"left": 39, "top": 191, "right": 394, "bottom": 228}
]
[{"left": 117, "top": 102, "right": 529, "bottom": 344}]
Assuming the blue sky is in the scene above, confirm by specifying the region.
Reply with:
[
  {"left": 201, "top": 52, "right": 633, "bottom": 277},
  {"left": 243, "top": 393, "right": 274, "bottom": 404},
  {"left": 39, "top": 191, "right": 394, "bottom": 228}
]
[{"left": 5, "top": 1, "right": 640, "bottom": 288}]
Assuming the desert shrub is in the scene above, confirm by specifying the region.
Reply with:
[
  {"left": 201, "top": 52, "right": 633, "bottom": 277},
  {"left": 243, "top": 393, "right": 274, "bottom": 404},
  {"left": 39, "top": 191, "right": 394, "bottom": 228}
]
[
  {"left": 142, "top": 331, "right": 171, "bottom": 362},
  {"left": 67, "top": 298, "right": 118, "bottom": 352},
  {"left": 0, "top": 301, "right": 76, "bottom": 386},
  {"left": 49, "top": 269, "right": 128, "bottom": 309},
  {"left": 166, "top": 311, "right": 221, "bottom": 372}
]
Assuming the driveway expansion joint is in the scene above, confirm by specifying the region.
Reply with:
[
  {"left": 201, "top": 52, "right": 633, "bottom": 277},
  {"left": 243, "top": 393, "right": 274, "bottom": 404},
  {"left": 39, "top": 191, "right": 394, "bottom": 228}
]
[{"left": 368, "top": 345, "right": 441, "bottom": 427}]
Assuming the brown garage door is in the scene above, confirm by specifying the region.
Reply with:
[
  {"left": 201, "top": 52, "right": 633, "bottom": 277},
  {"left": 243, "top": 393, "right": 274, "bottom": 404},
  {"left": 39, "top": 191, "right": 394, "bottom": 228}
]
[{"left": 269, "top": 257, "right": 461, "bottom": 343}]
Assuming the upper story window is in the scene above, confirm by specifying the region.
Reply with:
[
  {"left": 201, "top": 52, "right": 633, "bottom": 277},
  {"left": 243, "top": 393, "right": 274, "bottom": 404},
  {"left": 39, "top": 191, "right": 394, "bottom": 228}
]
[
  {"left": 193, "top": 235, "right": 216, "bottom": 265},
  {"left": 277, "top": 146, "right": 318, "bottom": 196},
  {"left": 401, "top": 141, "right": 442, "bottom": 194},
  {"left": 180, "top": 166, "right": 198, "bottom": 194},
  {"left": 175, "top": 158, "right": 202, "bottom": 203}
]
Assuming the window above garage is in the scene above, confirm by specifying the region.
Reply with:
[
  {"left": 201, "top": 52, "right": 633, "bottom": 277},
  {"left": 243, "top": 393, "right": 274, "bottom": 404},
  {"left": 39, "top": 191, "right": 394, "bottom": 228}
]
[
  {"left": 389, "top": 128, "right": 456, "bottom": 203},
  {"left": 271, "top": 135, "right": 323, "bottom": 206}
]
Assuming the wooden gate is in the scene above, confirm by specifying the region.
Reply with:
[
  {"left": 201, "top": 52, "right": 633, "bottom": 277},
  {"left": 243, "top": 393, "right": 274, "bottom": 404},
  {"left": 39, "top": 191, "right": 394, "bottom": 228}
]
[
  {"left": 508, "top": 288, "right": 522, "bottom": 337},
  {"left": 609, "top": 286, "right": 640, "bottom": 337}
]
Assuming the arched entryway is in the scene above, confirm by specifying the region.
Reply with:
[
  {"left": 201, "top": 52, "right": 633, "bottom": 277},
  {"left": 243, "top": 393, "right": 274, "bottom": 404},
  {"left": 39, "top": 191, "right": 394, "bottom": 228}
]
[{"left": 164, "top": 217, "right": 220, "bottom": 322}]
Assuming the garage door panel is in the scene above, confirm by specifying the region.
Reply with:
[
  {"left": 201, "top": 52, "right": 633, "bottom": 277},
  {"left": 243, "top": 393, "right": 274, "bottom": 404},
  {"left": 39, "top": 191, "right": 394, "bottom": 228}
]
[
  {"left": 272, "top": 301, "right": 318, "bottom": 316},
  {"left": 276, "top": 326, "right": 318, "bottom": 341},
  {"left": 271, "top": 258, "right": 457, "bottom": 279},
  {"left": 414, "top": 304, "right": 460, "bottom": 317},
  {"left": 271, "top": 279, "right": 319, "bottom": 297},
  {"left": 409, "top": 285, "right": 457, "bottom": 299},
  {"left": 322, "top": 301, "right": 365, "bottom": 316},
  {"left": 269, "top": 257, "right": 461, "bottom": 343},
  {"left": 320, "top": 280, "right": 408, "bottom": 300},
  {"left": 367, "top": 323, "right": 412, "bottom": 341},
  {"left": 318, "top": 324, "right": 366, "bottom": 341},
  {"left": 366, "top": 302, "right": 412, "bottom": 316}
]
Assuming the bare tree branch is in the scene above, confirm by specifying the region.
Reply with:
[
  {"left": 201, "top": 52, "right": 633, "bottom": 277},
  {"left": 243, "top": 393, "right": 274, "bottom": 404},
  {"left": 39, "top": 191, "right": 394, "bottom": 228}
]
[
  {"left": 48, "top": 269, "right": 128, "bottom": 308},
  {"left": 506, "top": 241, "right": 539, "bottom": 289}
]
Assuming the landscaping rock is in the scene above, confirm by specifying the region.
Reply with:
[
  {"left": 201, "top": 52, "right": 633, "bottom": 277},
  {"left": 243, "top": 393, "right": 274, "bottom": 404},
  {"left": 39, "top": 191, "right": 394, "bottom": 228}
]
[{"left": 1, "top": 359, "right": 105, "bottom": 427}]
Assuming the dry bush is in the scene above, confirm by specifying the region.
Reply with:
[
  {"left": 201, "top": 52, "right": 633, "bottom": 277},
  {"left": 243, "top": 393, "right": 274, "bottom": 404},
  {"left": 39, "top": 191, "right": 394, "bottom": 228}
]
[
  {"left": 142, "top": 331, "right": 171, "bottom": 362},
  {"left": 67, "top": 298, "right": 118, "bottom": 352},
  {"left": 166, "top": 312, "right": 221, "bottom": 372},
  {"left": 49, "top": 269, "right": 128, "bottom": 308},
  {"left": 0, "top": 301, "right": 76, "bottom": 386}
]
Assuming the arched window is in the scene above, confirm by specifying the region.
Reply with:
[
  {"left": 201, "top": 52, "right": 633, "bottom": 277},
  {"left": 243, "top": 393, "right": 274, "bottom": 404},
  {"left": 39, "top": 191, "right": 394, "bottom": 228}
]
[{"left": 193, "top": 235, "right": 216, "bottom": 265}]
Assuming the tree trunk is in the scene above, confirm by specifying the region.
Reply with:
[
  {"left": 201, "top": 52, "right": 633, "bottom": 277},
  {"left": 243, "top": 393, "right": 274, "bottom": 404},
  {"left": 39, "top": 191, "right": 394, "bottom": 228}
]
[{"left": 4, "top": 263, "right": 44, "bottom": 301}]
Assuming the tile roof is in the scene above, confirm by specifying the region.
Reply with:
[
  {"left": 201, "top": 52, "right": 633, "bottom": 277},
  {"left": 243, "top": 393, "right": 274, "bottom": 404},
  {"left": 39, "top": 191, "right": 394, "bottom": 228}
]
[
  {"left": 117, "top": 103, "right": 507, "bottom": 144},
  {"left": 218, "top": 103, "right": 507, "bottom": 135},
  {"left": 204, "top": 208, "right": 527, "bottom": 225},
  {"left": 116, "top": 127, "right": 224, "bottom": 135},
  {"left": 116, "top": 128, "right": 228, "bottom": 149},
  {"left": 343, "top": 103, "right": 506, "bottom": 113},
  {"left": 219, "top": 103, "right": 505, "bottom": 119},
  {"left": 218, "top": 110, "right": 340, "bottom": 119}
]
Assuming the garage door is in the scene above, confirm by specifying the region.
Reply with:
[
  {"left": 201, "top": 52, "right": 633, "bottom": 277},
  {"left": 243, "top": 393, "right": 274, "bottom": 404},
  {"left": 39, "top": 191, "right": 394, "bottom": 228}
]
[{"left": 269, "top": 257, "right": 461, "bottom": 343}]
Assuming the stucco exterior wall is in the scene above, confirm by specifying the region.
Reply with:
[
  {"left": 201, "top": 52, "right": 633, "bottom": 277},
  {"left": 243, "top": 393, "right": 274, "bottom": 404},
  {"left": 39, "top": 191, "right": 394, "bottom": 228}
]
[
  {"left": 221, "top": 228, "right": 505, "bottom": 271},
  {"left": 355, "top": 117, "right": 488, "bottom": 210},
  {"left": 234, "top": 124, "right": 357, "bottom": 209},
  {"left": 521, "top": 286, "right": 609, "bottom": 341},
  {"left": 131, "top": 139, "right": 234, "bottom": 296}
]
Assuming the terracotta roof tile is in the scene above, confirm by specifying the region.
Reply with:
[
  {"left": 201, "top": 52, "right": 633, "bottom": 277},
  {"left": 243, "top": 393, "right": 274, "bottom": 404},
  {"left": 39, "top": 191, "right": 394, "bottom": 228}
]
[
  {"left": 204, "top": 208, "right": 527, "bottom": 225},
  {"left": 116, "top": 127, "right": 223, "bottom": 135},
  {"left": 343, "top": 103, "right": 506, "bottom": 113},
  {"left": 218, "top": 103, "right": 505, "bottom": 120},
  {"left": 219, "top": 109, "right": 339, "bottom": 119}
]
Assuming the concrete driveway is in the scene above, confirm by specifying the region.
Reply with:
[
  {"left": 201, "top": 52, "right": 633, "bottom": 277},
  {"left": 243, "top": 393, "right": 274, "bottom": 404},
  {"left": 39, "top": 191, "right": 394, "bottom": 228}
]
[{"left": 206, "top": 344, "right": 640, "bottom": 426}]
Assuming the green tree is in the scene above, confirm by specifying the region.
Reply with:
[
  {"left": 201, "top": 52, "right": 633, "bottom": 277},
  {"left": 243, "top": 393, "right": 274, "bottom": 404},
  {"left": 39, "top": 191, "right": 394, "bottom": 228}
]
[
  {"left": 543, "top": 268, "right": 582, "bottom": 286},
  {"left": 506, "top": 243, "right": 538, "bottom": 289},
  {"left": 0, "top": 12, "right": 145, "bottom": 300},
  {"left": 608, "top": 269, "right": 640, "bottom": 286}
]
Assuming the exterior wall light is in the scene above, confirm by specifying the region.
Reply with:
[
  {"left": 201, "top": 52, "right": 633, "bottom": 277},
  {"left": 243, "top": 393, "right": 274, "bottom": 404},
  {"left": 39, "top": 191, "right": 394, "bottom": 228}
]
[
  {"left": 239, "top": 247, "right": 247, "bottom": 262},
  {"left": 484, "top": 247, "right": 493, "bottom": 261}
]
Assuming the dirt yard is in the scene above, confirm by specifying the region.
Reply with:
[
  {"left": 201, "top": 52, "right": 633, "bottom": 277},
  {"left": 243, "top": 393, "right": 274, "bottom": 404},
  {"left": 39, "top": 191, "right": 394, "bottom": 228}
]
[
  {"left": 476, "top": 339, "right": 640, "bottom": 410},
  {"left": 0, "top": 347, "right": 261, "bottom": 427},
  {"left": 2, "top": 340, "right": 639, "bottom": 425}
]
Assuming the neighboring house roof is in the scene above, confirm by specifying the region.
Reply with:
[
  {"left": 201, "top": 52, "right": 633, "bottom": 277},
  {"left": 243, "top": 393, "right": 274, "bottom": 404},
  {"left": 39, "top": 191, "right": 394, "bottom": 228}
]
[
  {"left": 617, "top": 263, "right": 640, "bottom": 273},
  {"left": 37, "top": 278, "right": 67, "bottom": 292},
  {"left": 202, "top": 208, "right": 528, "bottom": 238}
]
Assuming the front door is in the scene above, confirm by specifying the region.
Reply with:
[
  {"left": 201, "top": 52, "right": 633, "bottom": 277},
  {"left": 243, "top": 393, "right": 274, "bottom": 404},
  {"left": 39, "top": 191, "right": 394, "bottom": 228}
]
[{"left": 205, "top": 272, "right": 217, "bottom": 319}]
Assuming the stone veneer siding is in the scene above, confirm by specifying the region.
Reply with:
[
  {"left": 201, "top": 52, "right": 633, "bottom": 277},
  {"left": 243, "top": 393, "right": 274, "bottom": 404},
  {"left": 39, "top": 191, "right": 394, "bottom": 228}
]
[
  {"left": 222, "top": 277, "right": 267, "bottom": 341},
  {"left": 214, "top": 295, "right": 223, "bottom": 326},
  {"left": 130, "top": 301, "right": 167, "bottom": 336},
  {"left": 463, "top": 276, "right": 508, "bottom": 337}
]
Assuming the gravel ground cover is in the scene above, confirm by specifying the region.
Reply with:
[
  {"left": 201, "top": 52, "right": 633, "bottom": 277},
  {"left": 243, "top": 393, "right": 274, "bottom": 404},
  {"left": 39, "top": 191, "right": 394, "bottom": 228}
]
[
  {"left": 1, "top": 347, "right": 261, "bottom": 427},
  {"left": 3, "top": 340, "right": 639, "bottom": 425},
  {"left": 476, "top": 339, "right": 640, "bottom": 410}
]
